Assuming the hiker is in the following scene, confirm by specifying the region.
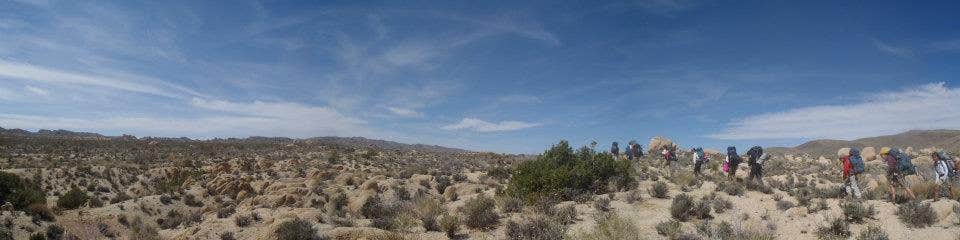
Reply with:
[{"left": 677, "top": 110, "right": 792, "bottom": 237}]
[
  {"left": 882, "top": 147, "right": 916, "bottom": 202},
  {"left": 746, "top": 146, "right": 764, "bottom": 185},
  {"left": 840, "top": 148, "right": 864, "bottom": 199},
  {"left": 611, "top": 142, "right": 620, "bottom": 160},
  {"left": 692, "top": 147, "right": 708, "bottom": 176},
  {"left": 632, "top": 142, "right": 643, "bottom": 159},
  {"left": 724, "top": 146, "right": 742, "bottom": 179},
  {"left": 661, "top": 147, "right": 676, "bottom": 172},
  {"left": 626, "top": 141, "right": 635, "bottom": 160},
  {"left": 933, "top": 151, "right": 955, "bottom": 201}
]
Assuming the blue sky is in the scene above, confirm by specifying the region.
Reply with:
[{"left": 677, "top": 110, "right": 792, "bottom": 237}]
[{"left": 1, "top": 0, "right": 959, "bottom": 153}]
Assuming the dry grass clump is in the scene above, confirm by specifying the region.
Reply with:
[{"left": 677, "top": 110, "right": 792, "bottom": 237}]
[
  {"left": 594, "top": 196, "right": 611, "bottom": 212},
  {"left": 650, "top": 181, "right": 670, "bottom": 199},
  {"left": 856, "top": 225, "right": 889, "bottom": 240},
  {"left": 504, "top": 215, "right": 566, "bottom": 240},
  {"left": 719, "top": 181, "right": 745, "bottom": 196},
  {"left": 817, "top": 217, "right": 851, "bottom": 240},
  {"left": 496, "top": 196, "right": 523, "bottom": 213},
  {"left": 841, "top": 201, "right": 876, "bottom": 223},
  {"left": 655, "top": 219, "right": 683, "bottom": 239},
  {"left": 897, "top": 201, "right": 937, "bottom": 228},
  {"left": 439, "top": 214, "right": 460, "bottom": 238},
  {"left": 670, "top": 193, "right": 711, "bottom": 221},
  {"left": 570, "top": 212, "right": 642, "bottom": 240},
  {"left": 460, "top": 194, "right": 499, "bottom": 230}
]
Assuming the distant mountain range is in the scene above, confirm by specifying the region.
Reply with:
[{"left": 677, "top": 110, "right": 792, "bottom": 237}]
[
  {"left": 767, "top": 129, "right": 960, "bottom": 157},
  {"left": 0, "top": 127, "right": 468, "bottom": 154}
]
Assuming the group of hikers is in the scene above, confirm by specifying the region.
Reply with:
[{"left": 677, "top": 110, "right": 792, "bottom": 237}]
[
  {"left": 611, "top": 141, "right": 959, "bottom": 202},
  {"left": 840, "top": 147, "right": 958, "bottom": 201}
]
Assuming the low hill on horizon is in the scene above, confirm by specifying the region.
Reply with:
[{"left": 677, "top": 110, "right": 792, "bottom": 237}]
[{"left": 767, "top": 129, "right": 960, "bottom": 157}]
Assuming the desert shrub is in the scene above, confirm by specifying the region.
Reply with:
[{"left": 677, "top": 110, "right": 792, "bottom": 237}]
[
  {"left": 461, "top": 194, "right": 499, "bottom": 230},
  {"left": 841, "top": 201, "right": 876, "bottom": 223},
  {"left": 274, "top": 218, "right": 317, "bottom": 240},
  {"left": 719, "top": 181, "right": 745, "bottom": 196},
  {"left": 157, "top": 209, "right": 185, "bottom": 229},
  {"left": 57, "top": 187, "right": 89, "bottom": 210},
  {"left": 414, "top": 197, "right": 442, "bottom": 231},
  {"left": 711, "top": 195, "right": 733, "bottom": 214},
  {"left": 808, "top": 198, "right": 830, "bottom": 213},
  {"left": 88, "top": 197, "right": 103, "bottom": 208},
  {"left": 670, "top": 193, "right": 711, "bottom": 221},
  {"left": 655, "top": 219, "right": 682, "bottom": 239},
  {"left": 497, "top": 196, "right": 523, "bottom": 213},
  {"left": 129, "top": 216, "right": 159, "bottom": 240},
  {"left": 359, "top": 195, "right": 402, "bottom": 230},
  {"left": 594, "top": 196, "right": 611, "bottom": 212},
  {"left": 0, "top": 172, "right": 46, "bottom": 211},
  {"left": 504, "top": 216, "right": 566, "bottom": 240},
  {"left": 487, "top": 167, "right": 512, "bottom": 181},
  {"left": 45, "top": 224, "right": 64, "bottom": 240},
  {"left": 110, "top": 192, "right": 131, "bottom": 204},
  {"left": 570, "top": 213, "right": 642, "bottom": 240},
  {"left": 28, "top": 203, "right": 55, "bottom": 222},
  {"left": 0, "top": 229, "right": 11, "bottom": 240},
  {"left": 625, "top": 189, "right": 643, "bottom": 204},
  {"left": 159, "top": 195, "right": 172, "bottom": 205},
  {"left": 817, "top": 217, "right": 851, "bottom": 240},
  {"left": 552, "top": 204, "right": 577, "bottom": 225},
  {"left": 507, "top": 141, "right": 633, "bottom": 202},
  {"left": 897, "top": 201, "right": 936, "bottom": 228},
  {"left": 439, "top": 214, "right": 460, "bottom": 238},
  {"left": 217, "top": 204, "right": 236, "bottom": 218},
  {"left": 220, "top": 232, "right": 236, "bottom": 240},
  {"left": 29, "top": 233, "right": 43, "bottom": 240},
  {"left": 183, "top": 194, "right": 203, "bottom": 207},
  {"left": 856, "top": 225, "right": 889, "bottom": 240},
  {"left": 776, "top": 200, "right": 795, "bottom": 211},
  {"left": 650, "top": 181, "right": 670, "bottom": 199},
  {"left": 911, "top": 181, "right": 938, "bottom": 200},
  {"left": 235, "top": 214, "right": 252, "bottom": 227}
]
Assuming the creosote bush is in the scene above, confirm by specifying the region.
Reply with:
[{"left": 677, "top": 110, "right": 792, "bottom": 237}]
[
  {"left": 817, "top": 217, "right": 851, "bottom": 240},
  {"left": 0, "top": 172, "right": 46, "bottom": 212},
  {"left": 504, "top": 215, "right": 565, "bottom": 240},
  {"left": 507, "top": 141, "right": 633, "bottom": 202},
  {"left": 570, "top": 213, "right": 642, "bottom": 240},
  {"left": 671, "top": 193, "right": 711, "bottom": 221},
  {"left": 655, "top": 219, "right": 682, "bottom": 239},
  {"left": 439, "top": 214, "right": 460, "bottom": 238},
  {"left": 57, "top": 187, "right": 89, "bottom": 210},
  {"left": 856, "top": 225, "right": 889, "bottom": 240}
]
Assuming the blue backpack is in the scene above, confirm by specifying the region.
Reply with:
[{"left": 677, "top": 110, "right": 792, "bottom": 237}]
[
  {"left": 849, "top": 148, "right": 865, "bottom": 174},
  {"left": 892, "top": 149, "right": 916, "bottom": 175},
  {"left": 694, "top": 147, "right": 706, "bottom": 162}
]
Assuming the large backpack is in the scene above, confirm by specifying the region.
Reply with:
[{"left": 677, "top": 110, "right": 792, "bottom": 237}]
[
  {"left": 727, "top": 146, "right": 741, "bottom": 165},
  {"left": 849, "top": 148, "right": 865, "bottom": 174},
  {"left": 937, "top": 151, "right": 957, "bottom": 177},
  {"left": 747, "top": 146, "right": 763, "bottom": 164},
  {"left": 893, "top": 149, "right": 916, "bottom": 175},
  {"left": 694, "top": 148, "right": 706, "bottom": 162}
]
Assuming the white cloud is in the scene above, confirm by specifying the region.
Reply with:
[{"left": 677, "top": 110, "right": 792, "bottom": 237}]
[
  {"left": 872, "top": 39, "right": 915, "bottom": 59},
  {"left": 709, "top": 82, "right": 960, "bottom": 140},
  {"left": 387, "top": 107, "right": 422, "bottom": 118},
  {"left": 0, "top": 98, "right": 372, "bottom": 138},
  {"left": 442, "top": 118, "right": 540, "bottom": 132},
  {"left": 0, "top": 61, "right": 194, "bottom": 98},
  {"left": 24, "top": 85, "right": 48, "bottom": 96}
]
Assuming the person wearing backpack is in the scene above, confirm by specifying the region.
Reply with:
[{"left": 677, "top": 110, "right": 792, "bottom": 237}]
[
  {"left": 746, "top": 146, "right": 764, "bottom": 185},
  {"left": 626, "top": 141, "right": 635, "bottom": 161},
  {"left": 724, "top": 146, "right": 742, "bottom": 179},
  {"left": 841, "top": 148, "right": 864, "bottom": 199},
  {"left": 882, "top": 148, "right": 916, "bottom": 202},
  {"left": 692, "top": 147, "right": 708, "bottom": 176},
  {"left": 933, "top": 151, "right": 953, "bottom": 201},
  {"left": 611, "top": 142, "right": 620, "bottom": 160}
]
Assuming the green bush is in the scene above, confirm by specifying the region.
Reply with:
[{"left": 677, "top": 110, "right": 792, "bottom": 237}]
[
  {"left": 57, "top": 187, "right": 89, "bottom": 210},
  {"left": 439, "top": 214, "right": 460, "bottom": 238},
  {"left": 649, "top": 181, "right": 669, "bottom": 199},
  {"left": 507, "top": 141, "right": 633, "bottom": 202},
  {"left": 670, "top": 193, "right": 711, "bottom": 221},
  {"left": 504, "top": 216, "right": 566, "bottom": 240},
  {"left": 655, "top": 219, "right": 682, "bottom": 238},
  {"left": 0, "top": 172, "right": 46, "bottom": 211}
]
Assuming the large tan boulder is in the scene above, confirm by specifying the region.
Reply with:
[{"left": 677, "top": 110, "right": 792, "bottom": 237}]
[
  {"left": 862, "top": 147, "right": 877, "bottom": 161},
  {"left": 648, "top": 136, "right": 677, "bottom": 155},
  {"left": 837, "top": 148, "right": 851, "bottom": 158}
]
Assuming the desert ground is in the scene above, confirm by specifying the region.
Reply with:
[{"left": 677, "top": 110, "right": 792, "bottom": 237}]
[{"left": 1, "top": 129, "right": 959, "bottom": 240}]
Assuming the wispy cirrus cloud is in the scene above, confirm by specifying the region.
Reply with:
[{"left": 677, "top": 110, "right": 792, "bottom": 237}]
[
  {"left": 709, "top": 82, "right": 960, "bottom": 140},
  {"left": 387, "top": 107, "right": 423, "bottom": 118},
  {"left": 442, "top": 118, "right": 540, "bottom": 132},
  {"left": 872, "top": 38, "right": 915, "bottom": 59},
  {"left": 0, "top": 60, "right": 197, "bottom": 99}
]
